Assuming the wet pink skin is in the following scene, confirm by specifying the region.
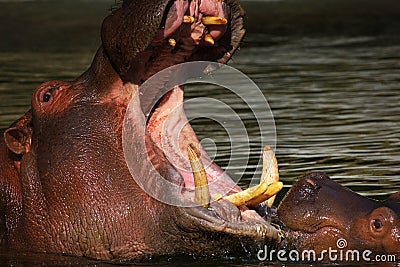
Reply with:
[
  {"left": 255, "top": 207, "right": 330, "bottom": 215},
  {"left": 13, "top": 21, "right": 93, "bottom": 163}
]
[
  {"left": 155, "top": 0, "right": 227, "bottom": 43},
  {"left": 198, "top": 0, "right": 227, "bottom": 39},
  {"left": 145, "top": 0, "right": 234, "bottom": 199},
  {"left": 146, "top": 88, "right": 242, "bottom": 199},
  {"left": 157, "top": 0, "right": 189, "bottom": 40}
]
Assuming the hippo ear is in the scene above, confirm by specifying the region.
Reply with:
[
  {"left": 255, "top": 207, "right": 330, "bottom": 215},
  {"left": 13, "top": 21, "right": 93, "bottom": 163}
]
[
  {"left": 368, "top": 207, "right": 395, "bottom": 238},
  {"left": 4, "top": 127, "right": 31, "bottom": 155},
  {"left": 386, "top": 192, "right": 400, "bottom": 202},
  {"left": 384, "top": 192, "right": 400, "bottom": 215}
]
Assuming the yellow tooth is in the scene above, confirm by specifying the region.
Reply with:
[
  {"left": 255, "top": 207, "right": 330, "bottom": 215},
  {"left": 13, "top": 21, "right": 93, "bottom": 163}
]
[
  {"left": 223, "top": 181, "right": 269, "bottom": 207},
  {"left": 204, "top": 34, "right": 215, "bottom": 46},
  {"left": 246, "top": 182, "right": 283, "bottom": 207},
  {"left": 221, "top": 146, "right": 282, "bottom": 207},
  {"left": 223, "top": 181, "right": 283, "bottom": 207},
  {"left": 168, "top": 38, "right": 176, "bottom": 47},
  {"left": 260, "top": 146, "right": 280, "bottom": 207},
  {"left": 187, "top": 144, "right": 210, "bottom": 208},
  {"left": 201, "top": 16, "right": 228, "bottom": 25},
  {"left": 183, "top": 15, "right": 195, "bottom": 24}
]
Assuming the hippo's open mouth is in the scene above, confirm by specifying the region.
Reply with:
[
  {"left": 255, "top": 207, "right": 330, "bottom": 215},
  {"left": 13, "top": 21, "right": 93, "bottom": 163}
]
[
  {"left": 145, "top": 86, "right": 282, "bottom": 241},
  {"left": 109, "top": 0, "right": 283, "bottom": 244}
]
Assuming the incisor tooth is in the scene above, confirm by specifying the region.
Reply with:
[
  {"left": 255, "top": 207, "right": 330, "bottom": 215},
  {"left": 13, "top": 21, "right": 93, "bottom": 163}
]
[
  {"left": 183, "top": 15, "right": 195, "bottom": 24},
  {"left": 204, "top": 34, "right": 214, "bottom": 46},
  {"left": 201, "top": 16, "right": 228, "bottom": 25},
  {"left": 260, "top": 146, "right": 280, "bottom": 207},
  {"left": 188, "top": 144, "right": 210, "bottom": 208}
]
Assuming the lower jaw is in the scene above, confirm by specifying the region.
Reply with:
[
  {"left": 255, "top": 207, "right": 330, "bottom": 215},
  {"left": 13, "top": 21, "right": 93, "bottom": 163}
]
[
  {"left": 144, "top": 85, "right": 284, "bottom": 242},
  {"left": 180, "top": 201, "right": 284, "bottom": 243}
]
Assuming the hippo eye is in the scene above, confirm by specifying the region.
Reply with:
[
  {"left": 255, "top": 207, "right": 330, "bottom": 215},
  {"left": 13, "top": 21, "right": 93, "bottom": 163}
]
[
  {"left": 43, "top": 92, "right": 52, "bottom": 102},
  {"left": 373, "top": 219, "right": 383, "bottom": 230}
]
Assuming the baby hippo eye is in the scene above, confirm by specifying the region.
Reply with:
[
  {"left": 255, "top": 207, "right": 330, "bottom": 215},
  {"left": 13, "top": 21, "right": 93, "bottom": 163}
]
[
  {"left": 373, "top": 219, "right": 383, "bottom": 230},
  {"left": 43, "top": 92, "right": 52, "bottom": 102}
]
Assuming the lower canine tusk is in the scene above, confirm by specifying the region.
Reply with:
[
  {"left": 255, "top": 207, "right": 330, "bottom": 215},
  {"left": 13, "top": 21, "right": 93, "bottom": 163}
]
[
  {"left": 223, "top": 182, "right": 269, "bottom": 207},
  {"left": 223, "top": 146, "right": 282, "bottom": 207},
  {"left": 223, "top": 181, "right": 283, "bottom": 207},
  {"left": 188, "top": 144, "right": 210, "bottom": 208},
  {"left": 261, "top": 146, "right": 280, "bottom": 207},
  {"left": 246, "top": 181, "right": 283, "bottom": 207}
]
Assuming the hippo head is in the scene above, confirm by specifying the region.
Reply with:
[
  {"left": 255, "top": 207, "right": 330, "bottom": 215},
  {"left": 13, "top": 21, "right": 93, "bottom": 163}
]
[
  {"left": 2, "top": 0, "right": 282, "bottom": 261},
  {"left": 278, "top": 172, "right": 400, "bottom": 257}
]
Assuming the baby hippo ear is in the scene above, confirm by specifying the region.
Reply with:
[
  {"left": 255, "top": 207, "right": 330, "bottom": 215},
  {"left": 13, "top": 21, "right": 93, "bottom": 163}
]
[
  {"left": 4, "top": 126, "right": 31, "bottom": 155},
  {"left": 384, "top": 192, "right": 400, "bottom": 215},
  {"left": 386, "top": 192, "right": 400, "bottom": 202}
]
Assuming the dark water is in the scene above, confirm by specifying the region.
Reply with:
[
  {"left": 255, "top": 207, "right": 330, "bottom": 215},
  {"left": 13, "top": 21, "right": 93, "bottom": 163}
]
[{"left": 0, "top": 0, "right": 399, "bottom": 266}]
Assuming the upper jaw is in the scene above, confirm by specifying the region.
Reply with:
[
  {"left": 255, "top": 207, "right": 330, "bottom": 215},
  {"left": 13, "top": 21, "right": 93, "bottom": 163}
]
[{"left": 101, "top": 0, "right": 245, "bottom": 84}]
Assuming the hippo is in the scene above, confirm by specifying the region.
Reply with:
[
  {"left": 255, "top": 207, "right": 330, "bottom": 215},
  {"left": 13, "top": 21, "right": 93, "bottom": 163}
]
[
  {"left": 0, "top": 0, "right": 284, "bottom": 261},
  {"left": 278, "top": 172, "right": 400, "bottom": 261},
  {"left": 0, "top": 111, "right": 32, "bottom": 246}
]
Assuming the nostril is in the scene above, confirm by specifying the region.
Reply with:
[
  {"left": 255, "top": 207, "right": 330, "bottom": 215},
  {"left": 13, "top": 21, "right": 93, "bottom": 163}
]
[
  {"left": 305, "top": 178, "right": 315, "bottom": 186},
  {"left": 299, "top": 177, "right": 321, "bottom": 200}
]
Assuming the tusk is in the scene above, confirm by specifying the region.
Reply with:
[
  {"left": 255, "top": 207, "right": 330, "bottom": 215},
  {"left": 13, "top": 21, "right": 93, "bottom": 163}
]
[
  {"left": 188, "top": 144, "right": 210, "bottom": 208},
  {"left": 260, "top": 146, "right": 280, "bottom": 207},
  {"left": 223, "top": 182, "right": 269, "bottom": 207},
  {"left": 204, "top": 34, "right": 215, "bottom": 46},
  {"left": 168, "top": 38, "right": 176, "bottom": 47},
  {"left": 201, "top": 16, "right": 228, "bottom": 25},
  {"left": 246, "top": 182, "right": 283, "bottom": 207},
  {"left": 222, "top": 146, "right": 282, "bottom": 207},
  {"left": 183, "top": 15, "right": 195, "bottom": 24},
  {"left": 222, "top": 181, "right": 282, "bottom": 207}
]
